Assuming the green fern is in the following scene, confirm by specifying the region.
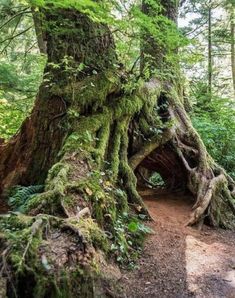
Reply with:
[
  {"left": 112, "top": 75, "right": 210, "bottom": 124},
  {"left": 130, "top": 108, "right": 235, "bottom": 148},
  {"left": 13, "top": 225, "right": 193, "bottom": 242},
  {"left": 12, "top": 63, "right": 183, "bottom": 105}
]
[{"left": 8, "top": 185, "right": 44, "bottom": 212}]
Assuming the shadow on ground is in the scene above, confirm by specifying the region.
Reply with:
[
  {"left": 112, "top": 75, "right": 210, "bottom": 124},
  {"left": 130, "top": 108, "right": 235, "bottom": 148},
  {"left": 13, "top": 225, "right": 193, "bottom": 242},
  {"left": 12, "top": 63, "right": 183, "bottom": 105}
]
[{"left": 120, "top": 191, "right": 235, "bottom": 298}]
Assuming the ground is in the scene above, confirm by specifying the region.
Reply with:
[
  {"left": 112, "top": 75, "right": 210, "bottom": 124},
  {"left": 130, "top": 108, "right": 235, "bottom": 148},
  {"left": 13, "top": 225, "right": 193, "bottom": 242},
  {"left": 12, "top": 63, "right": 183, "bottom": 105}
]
[
  {"left": 1, "top": 190, "right": 235, "bottom": 297},
  {"left": 120, "top": 190, "right": 235, "bottom": 298}
]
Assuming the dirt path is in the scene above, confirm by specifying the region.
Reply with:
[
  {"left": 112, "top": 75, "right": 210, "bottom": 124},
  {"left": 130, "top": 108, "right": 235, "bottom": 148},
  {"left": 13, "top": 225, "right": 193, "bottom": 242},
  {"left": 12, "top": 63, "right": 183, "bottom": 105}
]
[{"left": 120, "top": 192, "right": 235, "bottom": 298}]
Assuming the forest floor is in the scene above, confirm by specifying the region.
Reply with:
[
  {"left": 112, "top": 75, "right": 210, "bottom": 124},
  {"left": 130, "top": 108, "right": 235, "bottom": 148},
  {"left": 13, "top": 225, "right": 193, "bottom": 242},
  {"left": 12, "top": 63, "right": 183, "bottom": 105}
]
[{"left": 120, "top": 190, "right": 235, "bottom": 298}]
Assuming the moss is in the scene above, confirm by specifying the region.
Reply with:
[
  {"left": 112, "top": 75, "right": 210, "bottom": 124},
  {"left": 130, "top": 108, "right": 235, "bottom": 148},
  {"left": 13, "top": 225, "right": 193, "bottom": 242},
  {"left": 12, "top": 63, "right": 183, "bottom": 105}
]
[
  {"left": 0, "top": 215, "right": 48, "bottom": 274},
  {"left": 93, "top": 122, "right": 110, "bottom": 167},
  {"left": 21, "top": 163, "right": 71, "bottom": 214},
  {"left": 61, "top": 111, "right": 112, "bottom": 158},
  {"left": 24, "top": 191, "right": 62, "bottom": 214},
  {"left": 0, "top": 213, "right": 105, "bottom": 298},
  {"left": 64, "top": 71, "right": 120, "bottom": 111},
  {"left": 87, "top": 184, "right": 116, "bottom": 227},
  {"left": 46, "top": 162, "right": 70, "bottom": 193},
  {"left": 118, "top": 127, "right": 148, "bottom": 213},
  {"left": 113, "top": 95, "right": 143, "bottom": 118},
  {"left": 0, "top": 213, "right": 33, "bottom": 231},
  {"left": 113, "top": 188, "right": 128, "bottom": 214},
  {"left": 69, "top": 174, "right": 117, "bottom": 227},
  {"left": 68, "top": 217, "right": 109, "bottom": 252},
  {"left": 108, "top": 122, "right": 122, "bottom": 181}
]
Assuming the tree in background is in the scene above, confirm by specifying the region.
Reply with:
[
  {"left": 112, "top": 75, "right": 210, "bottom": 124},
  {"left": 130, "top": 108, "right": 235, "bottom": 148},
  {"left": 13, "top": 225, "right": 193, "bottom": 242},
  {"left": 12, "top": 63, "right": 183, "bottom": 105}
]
[
  {"left": 180, "top": 0, "right": 235, "bottom": 100},
  {"left": 0, "top": 0, "right": 46, "bottom": 138},
  {"left": 180, "top": 0, "right": 235, "bottom": 179},
  {"left": 226, "top": 0, "right": 235, "bottom": 95}
]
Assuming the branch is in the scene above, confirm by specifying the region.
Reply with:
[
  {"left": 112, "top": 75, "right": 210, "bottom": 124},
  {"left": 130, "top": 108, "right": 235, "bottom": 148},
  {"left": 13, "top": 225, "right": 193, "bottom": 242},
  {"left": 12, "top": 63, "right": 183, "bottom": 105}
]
[
  {"left": 129, "top": 128, "right": 174, "bottom": 170},
  {"left": 0, "top": 8, "right": 31, "bottom": 30},
  {"left": 0, "top": 26, "right": 33, "bottom": 45},
  {"left": 0, "top": 14, "right": 23, "bottom": 54}
]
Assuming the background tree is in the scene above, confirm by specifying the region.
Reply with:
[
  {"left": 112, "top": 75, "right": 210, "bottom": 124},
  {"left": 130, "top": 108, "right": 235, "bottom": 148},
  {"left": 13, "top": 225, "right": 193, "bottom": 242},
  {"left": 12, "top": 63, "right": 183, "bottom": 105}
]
[{"left": 0, "top": 0, "right": 45, "bottom": 139}]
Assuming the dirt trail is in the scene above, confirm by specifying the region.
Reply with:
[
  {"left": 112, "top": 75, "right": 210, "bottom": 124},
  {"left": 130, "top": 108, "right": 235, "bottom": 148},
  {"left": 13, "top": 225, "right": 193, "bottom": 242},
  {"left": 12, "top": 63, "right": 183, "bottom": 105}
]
[{"left": 121, "top": 191, "right": 235, "bottom": 298}]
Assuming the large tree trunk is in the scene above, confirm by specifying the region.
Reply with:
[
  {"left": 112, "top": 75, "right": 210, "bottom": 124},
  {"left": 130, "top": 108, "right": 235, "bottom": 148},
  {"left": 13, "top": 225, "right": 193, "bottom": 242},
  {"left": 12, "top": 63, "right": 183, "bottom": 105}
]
[
  {"left": 0, "top": 1, "right": 235, "bottom": 297},
  {"left": 0, "top": 8, "right": 116, "bottom": 194}
]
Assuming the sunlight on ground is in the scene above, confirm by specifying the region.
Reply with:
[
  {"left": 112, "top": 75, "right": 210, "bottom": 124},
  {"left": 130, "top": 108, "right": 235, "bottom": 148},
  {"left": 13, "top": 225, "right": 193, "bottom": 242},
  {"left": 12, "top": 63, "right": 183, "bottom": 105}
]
[{"left": 185, "top": 235, "right": 235, "bottom": 297}]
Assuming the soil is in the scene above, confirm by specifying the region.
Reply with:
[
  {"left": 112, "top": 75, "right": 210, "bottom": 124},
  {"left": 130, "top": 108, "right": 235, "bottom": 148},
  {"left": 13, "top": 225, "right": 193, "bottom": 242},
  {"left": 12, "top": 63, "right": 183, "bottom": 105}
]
[
  {"left": 120, "top": 190, "right": 235, "bottom": 298},
  {"left": 1, "top": 189, "right": 234, "bottom": 297}
]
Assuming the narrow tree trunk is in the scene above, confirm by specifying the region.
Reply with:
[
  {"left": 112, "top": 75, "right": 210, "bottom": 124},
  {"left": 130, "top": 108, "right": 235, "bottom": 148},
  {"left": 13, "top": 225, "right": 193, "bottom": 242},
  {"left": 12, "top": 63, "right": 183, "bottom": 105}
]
[
  {"left": 208, "top": 1, "right": 213, "bottom": 101},
  {"left": 231, "top": 6, "right": 235, "bottom": 96},
  {"left": 31, "top": 8, "right": 47, "bottom": 54}
]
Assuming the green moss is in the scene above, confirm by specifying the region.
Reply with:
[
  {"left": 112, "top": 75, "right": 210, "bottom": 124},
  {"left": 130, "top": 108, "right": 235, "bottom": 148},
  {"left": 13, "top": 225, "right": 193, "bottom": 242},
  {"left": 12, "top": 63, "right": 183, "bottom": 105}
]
[
  {"left": 93, "top": 122, "right": 110, "bottom": 167},
  {"left": 68, "top": 217, "right": 109, "bottom": 252},
  {"left": 0, "top": 213, "right": 104, "bottom": 297},
  {"left": 46, "top": 163, "right": 70, "bottom": 193},
  {"left": 64, "top": 71, "right": 120, "bottom": 111},
  {"left": 0, "top": 215, "right": 48, "bottom": 273},
  {"left": 114, "top": 95, "right": 143, "bottom": 118},
  {"left": 113, "top": 188, "right": 128, "bottom": 214},
  {"left": 24, "top": 191, "right": 61, "bottom": 214},
  {"left": 61, "top": 111, "right": 112, "bottom": 158},
  {"left": 21, "top": 163, "right": 71, "bottom": 214},
  {"left": 108, "top": 122, "right": 122, "bottom": 181},
  {"left": 0, "top": 213, "right": 33, "bottom": 231}
]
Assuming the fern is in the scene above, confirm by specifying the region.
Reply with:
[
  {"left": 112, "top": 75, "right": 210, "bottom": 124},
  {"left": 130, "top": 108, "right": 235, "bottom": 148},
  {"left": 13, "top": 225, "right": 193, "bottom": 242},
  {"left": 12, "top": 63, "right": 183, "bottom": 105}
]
[{"left": 8, "top": 185, "right": 44, "bottom": 212}]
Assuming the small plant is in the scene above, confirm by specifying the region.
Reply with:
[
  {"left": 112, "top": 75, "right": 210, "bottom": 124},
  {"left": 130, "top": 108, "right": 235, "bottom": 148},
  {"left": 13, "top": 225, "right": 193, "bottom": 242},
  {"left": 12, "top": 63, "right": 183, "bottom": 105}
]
[
  {"left": 8, "top": 185, "right": 44, "bottom": 212},
  {"left": 149, "top": 172, "right": 165, "bottom": 187},
  {"left": 110, "top": 213, "right": 152, "bottom": 267}
]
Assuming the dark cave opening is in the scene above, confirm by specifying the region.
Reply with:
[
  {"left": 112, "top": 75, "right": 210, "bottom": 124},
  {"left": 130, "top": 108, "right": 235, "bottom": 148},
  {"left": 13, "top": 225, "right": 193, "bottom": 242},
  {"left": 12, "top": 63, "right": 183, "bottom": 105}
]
[{"left": 136, "top": 142, "right": 188, "bottom": 193}]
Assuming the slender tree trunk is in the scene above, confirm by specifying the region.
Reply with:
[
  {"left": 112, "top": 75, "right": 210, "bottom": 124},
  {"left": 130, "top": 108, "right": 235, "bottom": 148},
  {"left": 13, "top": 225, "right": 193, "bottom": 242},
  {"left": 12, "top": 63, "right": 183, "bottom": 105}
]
[
  {"left": 231, "top": 6, "right": 235, "bottom": 96},
  {"left": 31, "top": 8, "right": 47, "bottom": 54},
  {"left": 208, "top": 1, "right": 213, "bottom": 101}
]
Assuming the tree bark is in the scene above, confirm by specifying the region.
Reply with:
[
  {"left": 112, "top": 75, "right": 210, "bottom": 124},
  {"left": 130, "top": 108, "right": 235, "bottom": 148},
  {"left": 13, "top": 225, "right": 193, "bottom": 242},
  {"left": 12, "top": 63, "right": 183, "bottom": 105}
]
[
  {"left": 230, "top": 6, "right": 235, "bottom": 96},
  {"left": 208, "top": 0, "right": 213, "bottom": 101},
  {"left": 0, "top": 8, "right": 116, "bottom": 194},
  {"left": 31, "top": 8, "right": 47, "bottom": 54}
]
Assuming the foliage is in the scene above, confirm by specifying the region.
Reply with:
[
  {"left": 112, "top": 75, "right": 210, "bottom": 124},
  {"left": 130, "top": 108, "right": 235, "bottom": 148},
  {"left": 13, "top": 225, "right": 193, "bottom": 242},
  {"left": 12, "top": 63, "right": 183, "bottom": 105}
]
[
  {"left": 0, "top": 53, "right": 46, "bottom": 138},
  {"left": 0, "top": 0, "right": 46, "bottom": 139},
  {"left": 149, "top": 172, "right": 165, "bottom": 187},
  {"left": 110, "top": 212, "right": 151, "bottom": 267},
  {"left": 192, "top": 96, "right": 235, "bottom": 179},
  {"left": 180, "top": 0, "right": 234, "bottom": 97},
  {"left": 0, "top": 1, "right": 234, "bottom": 296},
  {"left": 8, "top": 185, "right": 44, "bottom": 212}
]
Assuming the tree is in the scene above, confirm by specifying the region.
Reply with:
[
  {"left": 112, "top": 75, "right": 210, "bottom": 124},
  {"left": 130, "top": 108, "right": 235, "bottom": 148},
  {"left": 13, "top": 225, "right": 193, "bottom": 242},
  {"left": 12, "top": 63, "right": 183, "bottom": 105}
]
[
  {"left": 208, "top": 0, "right": 213, "bottom": 100},
  {"left": 0, "top": 0, "right": 235, "bottom": 296},
  {"left": 227, "top": 0, "right": 235, "bottom": 95},
  {"left": 180, "top": 0, "right": 234, "bottom": 99}
]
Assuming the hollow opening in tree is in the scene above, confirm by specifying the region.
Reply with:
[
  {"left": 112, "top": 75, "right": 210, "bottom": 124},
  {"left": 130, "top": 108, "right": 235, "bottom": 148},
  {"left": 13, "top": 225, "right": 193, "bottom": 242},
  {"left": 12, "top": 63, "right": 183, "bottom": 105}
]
[
  {"left": 136, "top": 142, "right": 188, "bottom": 192},
  {"left": 135, "top": 140, "right": 197, "bottom": 221}
]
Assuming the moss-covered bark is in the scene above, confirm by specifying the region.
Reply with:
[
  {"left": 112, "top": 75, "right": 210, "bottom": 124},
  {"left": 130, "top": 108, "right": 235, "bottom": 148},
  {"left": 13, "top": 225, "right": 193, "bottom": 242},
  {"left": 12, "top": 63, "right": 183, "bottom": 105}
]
[
  {"left": 0, "top": 1, "right": 235, "bottom": 297},
  {"left": 0, "top": 6, "right": 149, "bottom": 297}
]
